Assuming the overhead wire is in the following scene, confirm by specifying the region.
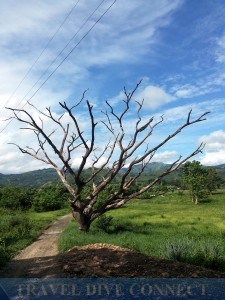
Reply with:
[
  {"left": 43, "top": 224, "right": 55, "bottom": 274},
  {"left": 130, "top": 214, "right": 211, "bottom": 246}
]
[
  {"left": 0, "top": 0, "right": 116, "bottom": 134},
  {"left": 23, "top": 0, "right": 115, "bottom": 104},
  {"left": 0, "top": 0, "right": 81, "bottom": 115},
  {"left": 6, "top": 0, "right": 107, "bottom": 114}
]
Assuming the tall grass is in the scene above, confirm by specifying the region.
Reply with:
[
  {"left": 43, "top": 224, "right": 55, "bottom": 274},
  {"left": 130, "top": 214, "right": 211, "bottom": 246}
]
[
  {"left": 161, "top": 238, "right": 225, "bottom": 271},
  {"left": 0, "top": 207, "right": 69, "bottom": 267},
  {"left": 59, "top": 190, "right": 225, "bottom": 272}
]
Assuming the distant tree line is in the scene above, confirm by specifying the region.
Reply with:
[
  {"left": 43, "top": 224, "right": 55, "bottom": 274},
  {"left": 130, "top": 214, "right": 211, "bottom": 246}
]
[
  {"left": 0, "top": 184, "right": 70, "bottom": 212},
  {"left": 0, "top": 161, "right": 221, "bottom": 213}
]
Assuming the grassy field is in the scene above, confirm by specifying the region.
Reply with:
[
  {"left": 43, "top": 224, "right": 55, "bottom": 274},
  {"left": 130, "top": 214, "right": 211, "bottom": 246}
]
[
  {"left": 0, "top": 207, "right": 70, "bottom": 267},
  {"left": 59, "top": 190, "right": 225, "bottom": 271}
]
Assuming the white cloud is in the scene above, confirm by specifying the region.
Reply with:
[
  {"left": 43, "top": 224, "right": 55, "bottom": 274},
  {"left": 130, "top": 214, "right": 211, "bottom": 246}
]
[
  {"left": 0, "top": 0, "right": 190, "bottom": 173},
  {"left": 107, "top": 90, "right": 126, "bottom": 106},
  {"left": 199, "top": 150, "right": 225, "bottom": 166},
  {"left": 0, "top": 1, "right": 183, "bottom": 116},
  {"left": 107, "top": 82, "right": 176, "bottom": 110},
  {"left": 152, "top": 150, "right": 179, "bottom": 163},
  {"left": 173, "top": 84, "right": 200, "bottom": 98},
  {"left": 156, "top": 98, "right": 225, "bottom": 126},
  {"left": 137, "top": 85, "right": 176, "bottom": 110},
  {"left": 199, "top": 130, "right": 225, "bottom": 152},
  {"left": 175, "top": 89, "right": 193, "bottom": 98},
  {"left": 72, "top": 156, "right": 107, "bottom": 170},
  {"left": 171, "top": 82, "right": 217, "bottom": 99},
  {"left": 215, "top": 34, "right": 225, "bottom": 63},
  {"left": 198, "top": 130, "right": 225, "bottom": 165}
]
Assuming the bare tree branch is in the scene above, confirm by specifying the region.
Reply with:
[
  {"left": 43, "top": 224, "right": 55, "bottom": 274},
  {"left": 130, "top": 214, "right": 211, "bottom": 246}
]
[{"left": 6, "top": 81, "right": 209, "bottom": 232}]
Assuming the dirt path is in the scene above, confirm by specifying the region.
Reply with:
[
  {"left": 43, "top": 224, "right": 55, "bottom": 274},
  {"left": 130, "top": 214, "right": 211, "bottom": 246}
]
[
  {"left": 1, "top": 214, "right": 225, "bottom": 279},
  {"left": 0, "top": 214, "right": 73, "bottom": 278}
]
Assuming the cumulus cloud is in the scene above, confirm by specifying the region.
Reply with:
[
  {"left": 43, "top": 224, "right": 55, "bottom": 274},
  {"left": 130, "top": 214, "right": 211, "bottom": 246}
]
[
  {"left": 199, "top": 130, "right": 225, "bottom": 152},
  {"left": 72, "top": 156, "right": 107, "bottom": 170},
  {"left": 137, "top": 85, "right": 176, "bottom": 110},
  {"left": 198, "top": 130, "right": 225, "bottom": 165},
  {"left": 107, "top": 83, "right": 176, "bottom": 110},
  {"left": 0, "top": 0, "right": 186, "bottom": 173},
  {"left": 199, "top": 151, "right": 225, "bottom": 166},
  {"left": 151, "top": 150, "right": 179, "bottom": 163}
]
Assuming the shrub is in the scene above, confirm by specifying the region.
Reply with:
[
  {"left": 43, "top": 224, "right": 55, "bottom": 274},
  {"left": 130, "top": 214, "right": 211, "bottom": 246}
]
[
  {"left": 0, "top": 186, "right": 34, "bottom": 210},
  {"left": 162, "top": 238, "right": 192, "bottom": 262},
  {"left": 192, "top": 240, "right": 224, "bottom": 270},
  {"left": 32, "top": 185, "right": 69, "bottom": 212},
  {"left": 161, "top": 238, "right": 225, "bottom": 271},
  {"left": 0, "top": 247, "right": 9, "bottom": 268},
  {"left": 93, "top": 215, "right": 114, "bottom": 233},
  {"left": 0, "top": 211, "right": 33, "bottom": 266},
  {"left": 177, "top": 190, "right": 184, "bottom": 196},
  {"left": 0, "top": 213, "right": 32, "bottom": 241}
]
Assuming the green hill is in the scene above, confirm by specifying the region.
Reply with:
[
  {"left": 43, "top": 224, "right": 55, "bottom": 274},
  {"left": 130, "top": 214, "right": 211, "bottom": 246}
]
[
  {"left": 0, "top": 162, "right": 224, "bottom": 187},
  {"left": 0, "top": 168, "right": 58, "bottom": 187}
]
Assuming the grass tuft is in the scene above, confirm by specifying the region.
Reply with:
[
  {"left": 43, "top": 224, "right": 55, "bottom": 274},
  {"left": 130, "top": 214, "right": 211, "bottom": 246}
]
[
  {"left": 161, "top": 238, "right": 225, "bottom": 271},
  {"left": 0, "top": 207, "right": 69, "bottom": 267},
  {"left": 59, "top": 190, "right": 225, "bottom": 272}
]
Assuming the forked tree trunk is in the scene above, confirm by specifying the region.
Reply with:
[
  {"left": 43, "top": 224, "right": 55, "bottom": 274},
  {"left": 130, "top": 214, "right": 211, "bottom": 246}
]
[{"left": 7, "top": 83, "right": 209, "bottom": 233}]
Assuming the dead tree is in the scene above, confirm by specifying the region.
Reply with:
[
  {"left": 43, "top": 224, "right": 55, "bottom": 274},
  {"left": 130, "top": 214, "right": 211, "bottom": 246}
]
[{"left": 6, "top": 81, "right": 209, "bottom": 232}]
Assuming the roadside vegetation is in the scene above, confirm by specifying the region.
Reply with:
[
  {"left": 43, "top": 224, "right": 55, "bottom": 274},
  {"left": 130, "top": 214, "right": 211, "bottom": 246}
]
[
  {"left": 0, "top": 207, "right": 69, "bottom": 267},
  {"left": 0, "top": 183, "right": 70, "bottom": 267},
  {"left": 59, "top": 189, "right": 225, "bottom": 272},
  {"left": 1, "top": 162, "right": 224, "bottom": 273}
]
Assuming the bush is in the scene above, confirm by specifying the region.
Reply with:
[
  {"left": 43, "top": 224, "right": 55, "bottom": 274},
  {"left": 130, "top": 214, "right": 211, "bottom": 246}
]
[
  {"left": 0, "top": 247, "right": 9, "bottom": 268},
  {"left": 0, "top": 213, "right": 32, "bottom": 241},
  {"left": 192, "top": 240, "right": 224, "bottom": 270},
  {"left": 0, "top": 186, "right": 34, "bottom": 210},
  {"left": 93, "top": 215, "right": 114, "bottom": 233},
  {"left": 162, "top": 238, "right": 192, "bottom": 262},
  {"left": 0, "top": 210, "right": 33, "bottom": 266},
  {"left": 32, "top": 185, "right": 69, "bottom": 212},
  {"left": 161, "top": 238, "right": 225, "bottom": 271}
]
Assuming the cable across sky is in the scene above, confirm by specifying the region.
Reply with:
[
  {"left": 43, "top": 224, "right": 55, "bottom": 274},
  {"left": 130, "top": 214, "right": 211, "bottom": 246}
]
[
  {"left": 0, "top": 0, "right": 117, "bottom": 134},
  {"left": 0, "top": 0, "right": 81, "bottom": 116}
]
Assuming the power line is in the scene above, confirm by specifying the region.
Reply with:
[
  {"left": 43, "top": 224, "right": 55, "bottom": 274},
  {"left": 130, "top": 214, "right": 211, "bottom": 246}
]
[
  {"left": 7, "top": 0, "right": 107, "bottom": 116},
  {"left": 0, "top": 0, "right": 117, "bottom": 134},
  {"left": 0, "top": 0, "right": 81, "bottom": 115},
  {"left": 0, "top": 0, "right": 105, "bottom": 133}
]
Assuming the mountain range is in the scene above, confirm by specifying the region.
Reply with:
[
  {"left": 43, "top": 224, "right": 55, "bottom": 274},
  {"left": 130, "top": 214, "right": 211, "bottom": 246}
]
[{"left": 0, "top": 162, "right": 224, "bottom": 188}]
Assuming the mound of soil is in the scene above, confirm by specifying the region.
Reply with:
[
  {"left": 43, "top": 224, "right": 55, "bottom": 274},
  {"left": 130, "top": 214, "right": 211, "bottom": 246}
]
[
  {"left": 59, "top": 244, "right": 225, "bottom": 278},
  {"left": 1, "top": 212, "right": 224, "bottom": 279}
]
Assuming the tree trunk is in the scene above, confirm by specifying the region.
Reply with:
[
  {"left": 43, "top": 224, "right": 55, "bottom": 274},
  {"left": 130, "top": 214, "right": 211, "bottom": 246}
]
[
  {"left": 192, "top": 195, "right": 199, "bottom": 204},
  {"left": 194, "top": 195, "right": 199, "bottom": 205},
  {"left": 72, "top": 210, "right": 91, "bottom": 232}
]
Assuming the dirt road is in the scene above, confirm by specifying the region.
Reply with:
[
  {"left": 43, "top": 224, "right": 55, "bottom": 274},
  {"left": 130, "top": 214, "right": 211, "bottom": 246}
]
[
  {"left": 0, "top": 214, "right": 72, "bottom": 278},
  {"left": 1, "top": 213, "right": 224, "bottom": 279}
]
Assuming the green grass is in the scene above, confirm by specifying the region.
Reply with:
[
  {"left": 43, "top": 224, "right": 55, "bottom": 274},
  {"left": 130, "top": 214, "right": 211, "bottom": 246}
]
[
  {"left": 0, "top": 207, "right": 70, "bottom": 267},
  {"left": 59, "top": 190, "right": 225, "bottom": 271}
]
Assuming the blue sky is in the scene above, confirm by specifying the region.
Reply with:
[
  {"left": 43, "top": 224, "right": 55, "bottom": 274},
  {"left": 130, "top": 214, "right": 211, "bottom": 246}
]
[{"left": 0, "top": 0, "right": 225, "bottom": 173}]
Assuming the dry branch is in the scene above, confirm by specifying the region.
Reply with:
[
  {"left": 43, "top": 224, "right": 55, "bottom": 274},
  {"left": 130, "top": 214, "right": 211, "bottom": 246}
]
[{"left": 6, "top": 81, "right": 209, "bottom": 231}]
